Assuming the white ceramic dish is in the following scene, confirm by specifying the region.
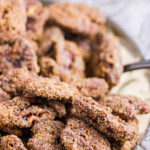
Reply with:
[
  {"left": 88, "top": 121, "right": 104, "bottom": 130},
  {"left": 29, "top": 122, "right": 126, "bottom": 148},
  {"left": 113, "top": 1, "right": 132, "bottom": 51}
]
[
  {"left": 42, "top": 1, "right": 150, "bottom": 149},
  {"left": 107, "top": 19, "right": 150, "bottom": 150}
]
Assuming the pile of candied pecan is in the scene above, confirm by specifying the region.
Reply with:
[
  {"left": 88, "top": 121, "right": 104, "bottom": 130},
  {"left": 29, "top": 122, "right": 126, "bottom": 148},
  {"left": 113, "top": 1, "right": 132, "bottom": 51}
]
[{"left": 0, "top": 0, "right": 149, "bottom": 150}]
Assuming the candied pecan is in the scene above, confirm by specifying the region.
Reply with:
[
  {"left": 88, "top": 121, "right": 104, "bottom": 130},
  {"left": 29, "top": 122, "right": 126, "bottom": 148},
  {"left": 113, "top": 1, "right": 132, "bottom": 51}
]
[
  {"left": 38, "top": 26, "right": 64, "bottom": 56},
  {"left": 125, "top": 95, "right": 150, "bottom": 114},
  {"left": 55, "top": 40, "right": 85, "bottom": 82},
  {"left": 0, "top": 135, "right": 27, "bottom": 150},
  {"left": 73, "top": 96, "right": 136, "bottom": 142},
  {"left": 40, "top": 40, "right": 85, "bottom": 83},
  {"left": 0, "top": 88, "right": 11, "bottom": 102},
  {"left": 26, "top": 0, "right": 49, "bottom": 41},
  {"left": 75, "top": 37, "right": 93, "bottom": 60},
  {"left": 49, "top": 100, "right": 67, "bottom": 118},
  {"left": 39, "top": 56, "right": 60, "bottom": 78},
  {"left": 61, "top": 117, "right": 111, "bottom": 150},
  {"left": 99, "top": 94, "right": 150, "bottom": 119},
  {"left": 22, "top": 76, "right": 79, "bottom": 102},
  {"left": 27, "top": 38, "right": 39, "bottom": 53},
  {"left": 48, "top": 2, "right": 106, "bottom": 41},
  {"left": 74, "top": 3, "right": 106, "bottom": 24},
  {"left": 0, "top": 68, "right": 36, "bottom": 96},
  {"left": 67, "top": 105, "right": 78, "bottom": 118},
  {"left": 73, "top": 77, "right": 109, "bottom": 99},
  {"left": 28, "top": 120, "right": 65, "bottom": 150},
  {"left": 1, "top": 127, "right": 23, "bottom": 136},
  {"left": 0, "top": 0, "right": 26, "bottom": 43},
  {"left": 63, "top": 32, "right": 93, "bottom": 60},
  {"left": 0, "top": 38, "right": 39, "bottom": 73},
  {"left": 111, "top": 119, "right": 139, "bottom": 150},
  {"left": 0, "top": 97, "right": 55, "bottom": 135},
  {"left": 90, "top": 34, "right": 123, "bottom": 87},
  {"left": 38, "top": 27, "right": 85, "bottom": 83}
]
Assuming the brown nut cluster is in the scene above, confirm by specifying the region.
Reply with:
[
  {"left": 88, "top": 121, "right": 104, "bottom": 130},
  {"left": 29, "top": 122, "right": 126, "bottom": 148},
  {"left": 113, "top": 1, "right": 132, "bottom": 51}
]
[{"left": 0, "top": 1, "right": 149, "bottom": 150}]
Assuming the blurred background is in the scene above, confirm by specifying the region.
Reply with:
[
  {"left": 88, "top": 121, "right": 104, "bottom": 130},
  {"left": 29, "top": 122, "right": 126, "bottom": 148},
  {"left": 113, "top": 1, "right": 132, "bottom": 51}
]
[{"left": 45, "top": 0, "right": 150, "bottom": 59}]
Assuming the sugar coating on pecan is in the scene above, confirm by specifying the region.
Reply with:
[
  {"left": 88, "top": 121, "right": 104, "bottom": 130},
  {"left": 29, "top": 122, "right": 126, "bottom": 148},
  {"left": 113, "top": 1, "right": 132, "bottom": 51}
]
[
  {"left": 40, "top": 40, "right": 85, "bottom": 83},
  {"left": 48, "top": 2, "right": 106, "bottom": 41},
  {"left": 99, "top": 94, "right": 150, "bottom": 119},
  {"left": 48, "top": 100, "right": 67, "bottom": 118},
  {"left": 75, "top": 37, "right": 93, "bottom": 60},
  {"left": 0, "top": 68, "right": 37, "bottom": 96},
  {"left": 22, "top": 76, "right": 79, "bottom": 101},
  {"left": 28, "top": 120, "right": 65, "bottom": 150},
  {"left": 111, "top": 119, "right": 139, "bottom": 150},
  {"left": 26, "top": 0, "right": 49, "bottom": 41},
  {"left": 0, "top": 97, "right": 55, "bottom": 135},
  {"left": 61, "top": 117, "right": 111, "bottom": 150},
  {"left": 0, "top": 0, "right": 26, "bottom": 43},
  {"left": 90, "top": 34, "right": 123, "bottom": 87},
  {"left": 73, "top": 96, "right": 136, "bottom": 141},
  {"left": 0, "top": 135, "right": 27, "bottom": 150},
  {"left": 0, "top": 88, "right": 11, "bottom": 102},
  {"left": 55, "top": 40, "right": 85, "bottom": 82},
  {"left": 38, "top": 26, "right": 64, "bottom": 56},
  {"left": 0, "top": 38, "right": 39, "bottom": 74},
  {"left": 73, "top": 77, "right": 109, "bottom": 99},
  {"left": 39, "top": 56, "right": 60, "bottom": 78}
]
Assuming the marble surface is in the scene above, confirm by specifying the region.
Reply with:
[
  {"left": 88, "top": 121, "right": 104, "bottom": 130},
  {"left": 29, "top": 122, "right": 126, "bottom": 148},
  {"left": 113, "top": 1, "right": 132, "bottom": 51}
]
[{"left": 44, "top": 0, "right": 150, "bottom": 59}]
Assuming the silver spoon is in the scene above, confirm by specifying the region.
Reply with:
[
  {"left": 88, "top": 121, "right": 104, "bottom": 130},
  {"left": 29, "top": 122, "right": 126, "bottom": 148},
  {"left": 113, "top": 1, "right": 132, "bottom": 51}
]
[{"left": 124, "top": 59, "right": 150, "bottom": 72}]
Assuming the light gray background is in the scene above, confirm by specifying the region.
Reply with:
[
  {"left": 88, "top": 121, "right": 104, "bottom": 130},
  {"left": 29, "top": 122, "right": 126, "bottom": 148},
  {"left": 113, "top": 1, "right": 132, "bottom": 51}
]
[{"left": 45, "top": 0, "right": 150, "bottom": 59}]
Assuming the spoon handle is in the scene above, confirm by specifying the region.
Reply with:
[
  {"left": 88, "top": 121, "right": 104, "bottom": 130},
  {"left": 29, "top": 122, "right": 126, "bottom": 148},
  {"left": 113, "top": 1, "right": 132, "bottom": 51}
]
[{"left": 124, "top": 60, "right": 150, "bottom": 72}]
